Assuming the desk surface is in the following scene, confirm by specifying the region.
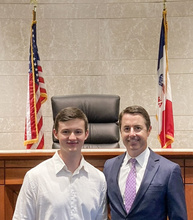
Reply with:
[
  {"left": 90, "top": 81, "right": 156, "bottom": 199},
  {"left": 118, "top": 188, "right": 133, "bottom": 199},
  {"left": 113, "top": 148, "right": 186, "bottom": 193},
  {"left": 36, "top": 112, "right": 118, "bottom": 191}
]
[{"left": 1, "top": 148, "right": 193, "bottom": 158}]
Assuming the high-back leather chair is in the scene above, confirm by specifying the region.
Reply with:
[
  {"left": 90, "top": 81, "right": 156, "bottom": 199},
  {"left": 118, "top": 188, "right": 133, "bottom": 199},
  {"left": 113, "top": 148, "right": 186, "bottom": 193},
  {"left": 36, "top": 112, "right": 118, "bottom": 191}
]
[{"left": 51, "top": 94, "right": 120, "bottom": 149}]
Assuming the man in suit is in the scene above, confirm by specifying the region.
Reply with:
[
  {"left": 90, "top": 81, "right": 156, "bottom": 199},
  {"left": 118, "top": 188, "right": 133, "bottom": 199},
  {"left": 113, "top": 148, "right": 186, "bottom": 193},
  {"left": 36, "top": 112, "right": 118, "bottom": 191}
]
[{"left": 103, "top": 105, "right": 187, "bottom": 220}]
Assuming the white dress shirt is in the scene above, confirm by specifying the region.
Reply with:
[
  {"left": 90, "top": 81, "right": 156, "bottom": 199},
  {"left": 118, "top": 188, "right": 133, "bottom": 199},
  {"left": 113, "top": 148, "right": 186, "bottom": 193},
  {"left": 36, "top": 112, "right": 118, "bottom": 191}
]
[
  {"left": 118, "top": 147, "right": 150, "bottom": 204},
  {"left": 12, "top": 151, "right": 107, "bottom": 220}
]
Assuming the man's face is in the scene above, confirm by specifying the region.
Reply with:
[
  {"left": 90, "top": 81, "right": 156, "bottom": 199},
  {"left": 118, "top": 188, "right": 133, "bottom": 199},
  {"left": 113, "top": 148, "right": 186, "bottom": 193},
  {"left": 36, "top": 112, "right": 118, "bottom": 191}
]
[
  {"left": 53, "top": 118, "right": 89, "bottom": 155},
  {"left": 120, "top": 113, "right": 151, "bottom": 157}
]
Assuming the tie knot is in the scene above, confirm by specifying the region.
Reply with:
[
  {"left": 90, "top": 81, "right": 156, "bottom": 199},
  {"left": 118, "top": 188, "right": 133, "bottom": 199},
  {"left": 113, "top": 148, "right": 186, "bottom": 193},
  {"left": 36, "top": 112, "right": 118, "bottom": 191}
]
[{"left": 130, "top": 158, "right": 136, "bottom": 166}]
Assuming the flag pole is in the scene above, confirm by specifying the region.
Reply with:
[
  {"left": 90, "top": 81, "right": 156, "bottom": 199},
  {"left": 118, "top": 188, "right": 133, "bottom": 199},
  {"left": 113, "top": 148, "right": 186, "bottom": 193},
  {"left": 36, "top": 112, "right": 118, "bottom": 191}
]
[
  {"left": 157, "top": 0, "right": 174, "bottom": 148},
  {"left": 25, "top": 0, "right": 47, "bottom": 149},
  {"left": 163, "top": 0, "right": 168, "bottom": 92}
]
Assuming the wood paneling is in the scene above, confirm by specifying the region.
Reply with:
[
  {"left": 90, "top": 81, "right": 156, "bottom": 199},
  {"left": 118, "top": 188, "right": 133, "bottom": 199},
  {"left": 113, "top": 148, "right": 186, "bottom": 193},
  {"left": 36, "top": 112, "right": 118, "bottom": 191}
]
[
  {"left": 0, "top": 161, "right": 4, "bottom": 167},
  {"left": 185, "top": 167, "right": 193, "bottom": 184},
  {"left": 185, "top": 159, "right": 193, "bottom": 166},
  {"left": 0, "top": 186, "right": 5, "bottom": 220},
  {"left": 5, "top": 159, "right": 45, "bottom": 168},
  {"left": 0, "top": 169, "right": 4, "bottom": 185},
  {"left": 0, "top": 160, "right": 4, "bottom": 185},
  {"left": 185, "top": 184, "right": 193, "bottom": 219},
  {"left": 5, "top": 168, "right": 30, "bottom": 185}
]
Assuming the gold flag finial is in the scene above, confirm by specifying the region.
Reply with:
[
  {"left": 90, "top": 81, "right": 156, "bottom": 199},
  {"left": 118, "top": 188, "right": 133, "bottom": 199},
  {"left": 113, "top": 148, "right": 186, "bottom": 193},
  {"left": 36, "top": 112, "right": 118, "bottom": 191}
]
[
  {"left": 30, "top": 0, "right": 38, "bottom": 5},
  {"left": 30, "top": 0, "right": 38, "bottom": 21},
  {"left": 163, "top": 0, "right": 166, "bottom": 10}
]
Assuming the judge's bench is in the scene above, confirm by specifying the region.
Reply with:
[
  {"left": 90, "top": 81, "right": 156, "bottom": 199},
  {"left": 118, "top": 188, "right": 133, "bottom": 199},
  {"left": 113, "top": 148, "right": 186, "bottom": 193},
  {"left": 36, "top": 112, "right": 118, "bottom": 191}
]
[{"left": 0, "top": 149, "right": 193, "bottom": 220}]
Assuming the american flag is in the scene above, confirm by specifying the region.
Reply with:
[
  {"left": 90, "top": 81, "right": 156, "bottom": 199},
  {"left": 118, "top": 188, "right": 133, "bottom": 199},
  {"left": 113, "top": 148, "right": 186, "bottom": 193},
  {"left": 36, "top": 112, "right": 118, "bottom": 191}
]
[
  {"left": 24, "top": 11, "right": 47, "bottom": 149},
  {"left": 157, "top": 8, "right": 174, "bottom": 148}
]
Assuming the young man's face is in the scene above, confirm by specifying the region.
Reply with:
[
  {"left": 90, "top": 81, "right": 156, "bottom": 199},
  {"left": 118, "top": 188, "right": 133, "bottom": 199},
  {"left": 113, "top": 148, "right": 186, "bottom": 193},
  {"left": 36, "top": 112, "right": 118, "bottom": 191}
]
[
  {"left": 120, "top": 113, "right": 151, "bottom": 157},
  {"left": 53, "top": 118, "right": 89, "bottom": 155}
]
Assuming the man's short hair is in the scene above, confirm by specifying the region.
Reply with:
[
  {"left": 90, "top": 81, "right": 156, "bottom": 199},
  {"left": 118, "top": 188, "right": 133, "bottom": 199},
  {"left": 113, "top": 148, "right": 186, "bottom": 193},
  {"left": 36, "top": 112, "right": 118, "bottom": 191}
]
[
  {"left": 119, "top": 105, "right": 151, "bottom": 130},
  {"left": 54, "top": 107, "right": 88, "bottom": 132}
]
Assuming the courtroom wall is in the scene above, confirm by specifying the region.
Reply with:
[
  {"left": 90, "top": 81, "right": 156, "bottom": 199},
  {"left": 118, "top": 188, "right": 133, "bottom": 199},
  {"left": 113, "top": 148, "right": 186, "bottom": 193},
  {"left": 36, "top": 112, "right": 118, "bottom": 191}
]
[{"left": 0, "top": 0, "right": 193, "bottom": 150}]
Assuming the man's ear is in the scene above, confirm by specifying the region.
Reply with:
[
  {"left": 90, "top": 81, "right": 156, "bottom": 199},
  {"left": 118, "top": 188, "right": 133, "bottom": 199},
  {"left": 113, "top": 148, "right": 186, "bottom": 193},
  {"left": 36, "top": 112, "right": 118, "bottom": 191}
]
[
  {"left": 53, "top": 129, "right": 58, "bottom": 140},
  {"left": 84, "top": 130, "right": 89, "bottom": 141},
  {"left": 147, "top": 125, "right": 152, "bottom": 137}
]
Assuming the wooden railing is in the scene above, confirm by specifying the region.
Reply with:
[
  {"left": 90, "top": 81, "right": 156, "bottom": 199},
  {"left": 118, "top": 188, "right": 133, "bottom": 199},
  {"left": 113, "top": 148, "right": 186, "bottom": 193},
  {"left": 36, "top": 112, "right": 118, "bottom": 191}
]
[{"left": 0, "top": 149, "right": 193, "bottom": 220}]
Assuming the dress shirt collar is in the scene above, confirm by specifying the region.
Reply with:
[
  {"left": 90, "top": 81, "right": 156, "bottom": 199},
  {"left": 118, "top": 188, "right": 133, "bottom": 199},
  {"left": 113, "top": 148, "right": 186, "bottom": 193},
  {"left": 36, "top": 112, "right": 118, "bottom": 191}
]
[
  {"left": 124, "top": 147, "right": 150, "bottom": 168},
  {"left": 53, "top": 150, "right": 89, "bottom": 175}
]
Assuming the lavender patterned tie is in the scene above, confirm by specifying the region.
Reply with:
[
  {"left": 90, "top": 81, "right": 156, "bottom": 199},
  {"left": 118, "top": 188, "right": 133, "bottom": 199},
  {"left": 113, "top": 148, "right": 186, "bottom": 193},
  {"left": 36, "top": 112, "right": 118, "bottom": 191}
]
[{"left": 124, "top": 158, "right": 137, "bottom": 213}]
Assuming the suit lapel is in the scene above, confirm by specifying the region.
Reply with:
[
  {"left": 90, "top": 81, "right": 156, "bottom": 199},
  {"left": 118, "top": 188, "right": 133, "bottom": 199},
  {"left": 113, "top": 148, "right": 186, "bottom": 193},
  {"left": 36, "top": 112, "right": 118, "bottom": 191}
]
[
  {"left": 129, "top": 149, "right": 160, "bottom": 213},
  {"left": 110, "top": 153, "right": 127, "bottom": 215}
]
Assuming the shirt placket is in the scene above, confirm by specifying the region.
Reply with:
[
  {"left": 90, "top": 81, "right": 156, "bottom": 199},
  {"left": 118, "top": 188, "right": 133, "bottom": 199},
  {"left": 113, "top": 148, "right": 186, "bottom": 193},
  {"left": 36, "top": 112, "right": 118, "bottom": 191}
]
[{"left": 70, "top": 174, "right": 78, "bottom": 220}]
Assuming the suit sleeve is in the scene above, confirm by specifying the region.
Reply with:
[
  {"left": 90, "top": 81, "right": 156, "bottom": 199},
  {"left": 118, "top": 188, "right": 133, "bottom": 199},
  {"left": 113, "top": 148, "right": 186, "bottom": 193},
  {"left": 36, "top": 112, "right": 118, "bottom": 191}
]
[
  {"left": 103, "top": 160, "right": 110, "bottom": 180},
  {"left": 167, "top": 164, "right": 187, "bottom": 220}
]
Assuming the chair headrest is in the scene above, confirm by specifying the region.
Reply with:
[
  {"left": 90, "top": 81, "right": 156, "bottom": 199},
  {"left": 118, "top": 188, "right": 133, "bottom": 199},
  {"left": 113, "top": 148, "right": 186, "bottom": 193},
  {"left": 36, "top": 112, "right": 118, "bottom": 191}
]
[{"left": 51, "top": 94, "right": 120, "bottom": 123}]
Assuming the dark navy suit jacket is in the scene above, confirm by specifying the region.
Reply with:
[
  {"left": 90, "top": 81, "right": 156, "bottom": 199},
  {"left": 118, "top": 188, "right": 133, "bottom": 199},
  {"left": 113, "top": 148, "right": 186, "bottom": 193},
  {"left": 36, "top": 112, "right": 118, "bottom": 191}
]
[{"left": 103, "top": 148, "right": 187, "bottom": 220}]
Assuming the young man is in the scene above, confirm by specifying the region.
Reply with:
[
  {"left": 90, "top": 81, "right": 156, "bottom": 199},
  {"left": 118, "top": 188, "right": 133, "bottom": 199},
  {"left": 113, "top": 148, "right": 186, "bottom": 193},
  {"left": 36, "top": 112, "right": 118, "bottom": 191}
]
[
  {"left": 103, "top": 105, "right": 187, "bottom": 220},
  {"left": 13, "top": 107, "right": 107, "bottom": 220}
]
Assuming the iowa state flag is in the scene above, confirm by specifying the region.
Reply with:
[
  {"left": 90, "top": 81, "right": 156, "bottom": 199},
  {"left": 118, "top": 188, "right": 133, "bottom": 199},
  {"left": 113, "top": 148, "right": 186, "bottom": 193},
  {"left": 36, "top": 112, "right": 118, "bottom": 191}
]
[
  {"left": 24, "top": 9, "right": 47, "bottom": 149},
  {"left": 157, "top": 9, "right": 174, "bottom": 148}
]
